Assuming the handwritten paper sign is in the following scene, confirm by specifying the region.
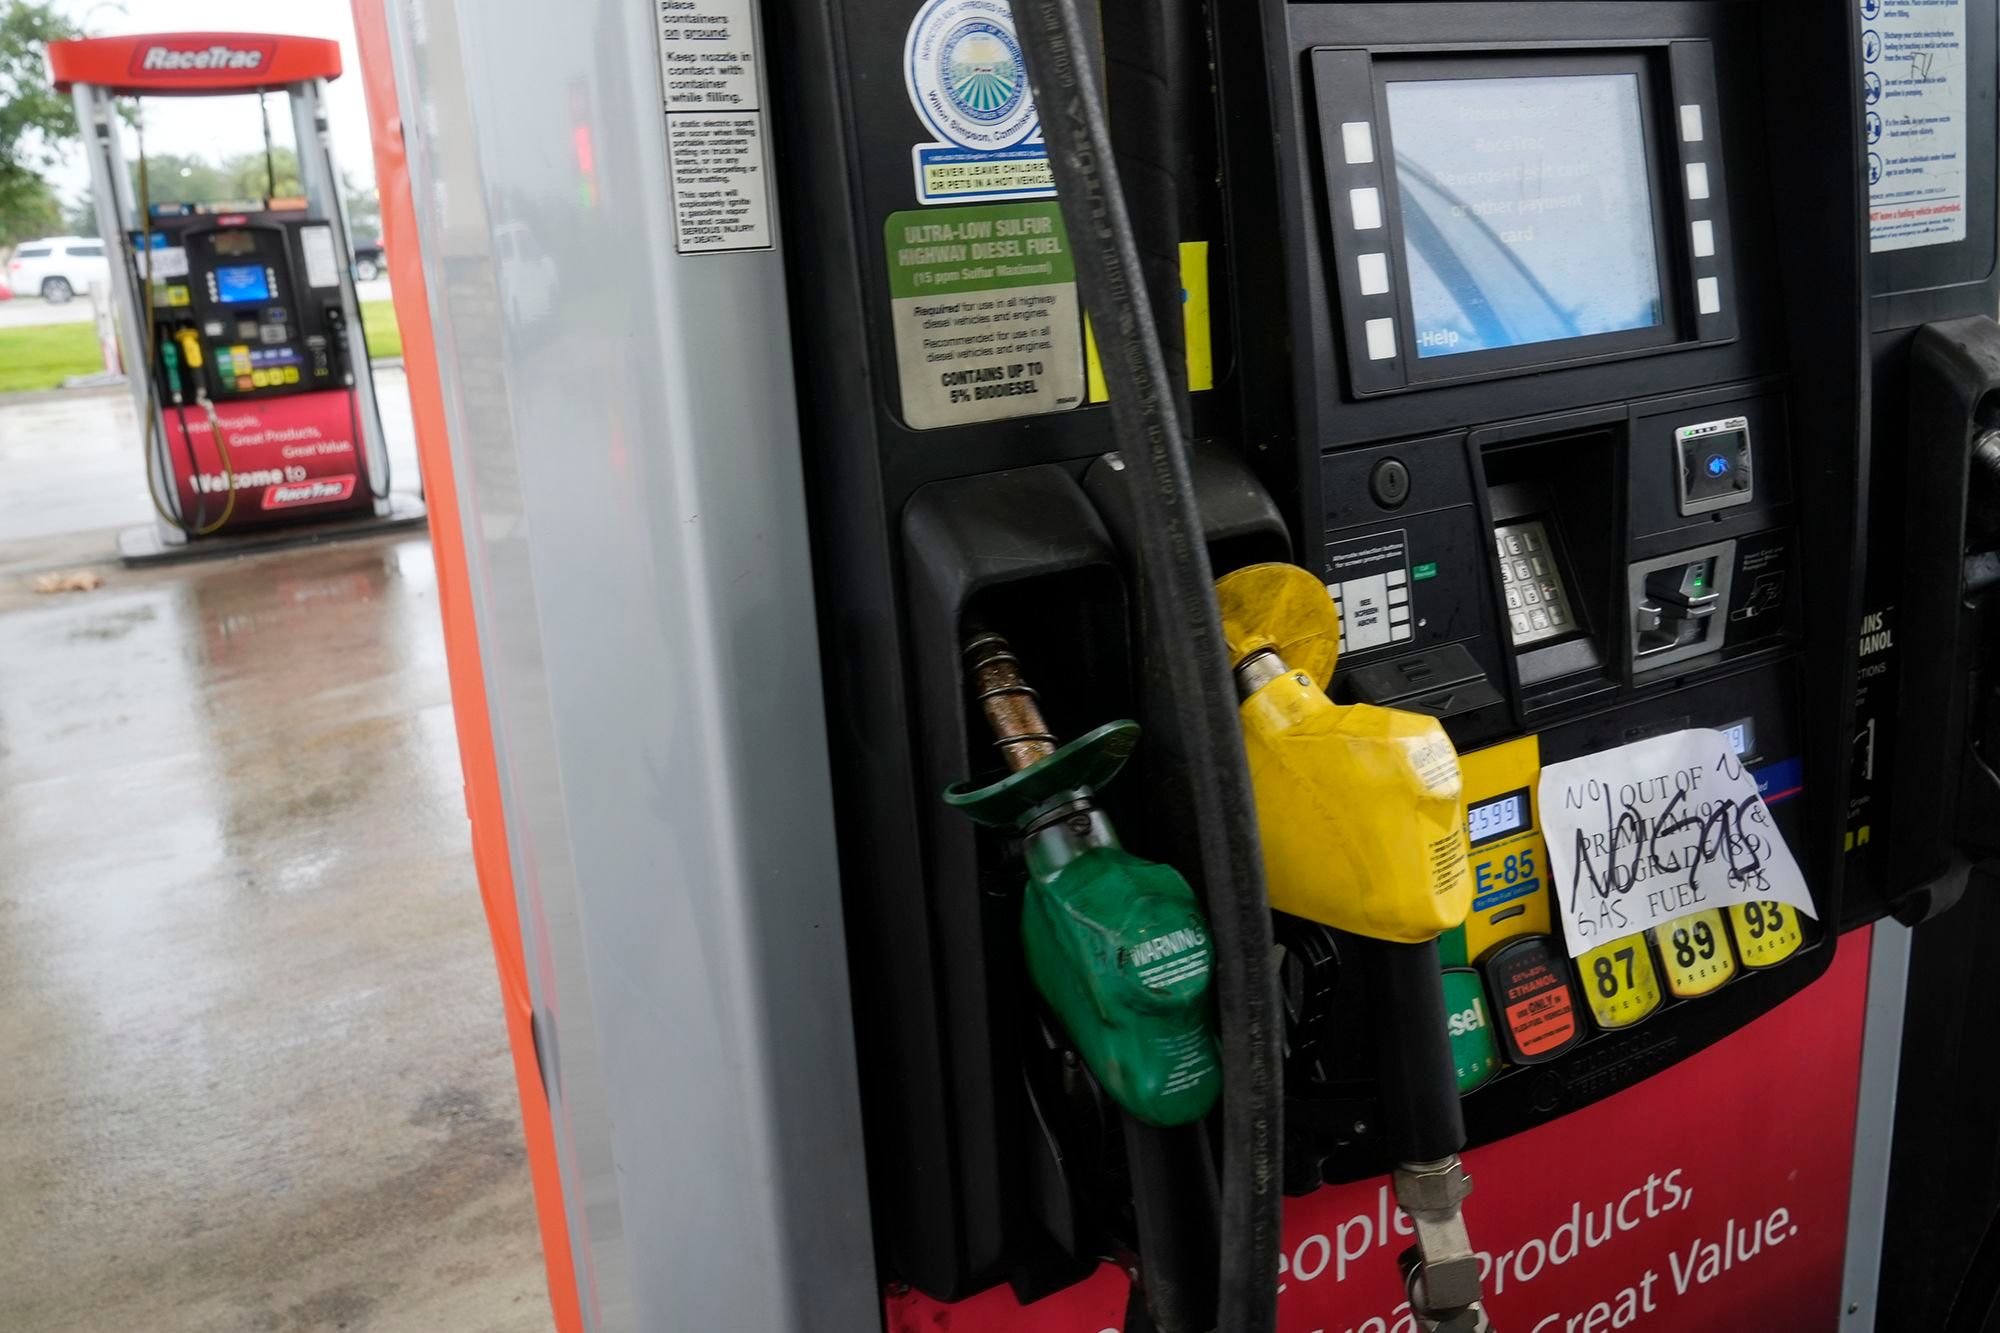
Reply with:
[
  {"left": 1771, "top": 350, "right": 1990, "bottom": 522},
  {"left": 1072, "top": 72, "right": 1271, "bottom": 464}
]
[{"left": 1538, "top": 729, "right": 1815, "bottom": 958}]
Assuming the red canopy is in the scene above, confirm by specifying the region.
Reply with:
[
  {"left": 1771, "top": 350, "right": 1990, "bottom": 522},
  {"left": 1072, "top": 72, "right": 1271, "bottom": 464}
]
[{"left": 47, "top": 32, "right": 341, "bottom": 95}]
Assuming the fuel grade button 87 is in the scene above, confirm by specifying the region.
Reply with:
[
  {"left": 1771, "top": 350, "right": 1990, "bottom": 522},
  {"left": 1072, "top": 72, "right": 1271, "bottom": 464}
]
[
  {"left": 1576, "top": 933, "right": 1664, "bottom": 1030},
  {"left": 1478, "top": 934, "right": 1580, "bottom": 1065}
]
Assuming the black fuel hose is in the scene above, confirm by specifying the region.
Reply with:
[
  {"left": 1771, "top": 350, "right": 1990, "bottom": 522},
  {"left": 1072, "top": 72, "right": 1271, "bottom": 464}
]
[{"left": 1013, "top": 4, "right": 1283, "bottom": 1329}]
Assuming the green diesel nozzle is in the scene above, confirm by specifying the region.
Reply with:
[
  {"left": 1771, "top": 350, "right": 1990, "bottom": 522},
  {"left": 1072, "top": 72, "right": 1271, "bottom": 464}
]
[
  {"left": 944, "top": 632, "right": 1220, "bottom": 1128},
  {"left": 161, "top": 339, "right": 183, "bottom": 401}
]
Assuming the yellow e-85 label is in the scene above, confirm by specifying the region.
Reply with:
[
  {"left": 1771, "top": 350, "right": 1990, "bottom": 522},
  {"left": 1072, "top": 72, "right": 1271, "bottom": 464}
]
[
  {"left": 1454, "top": 736, "right": 1552, "bottom": 965},
  {"left": 1652, "top": 909, "right": 1738, "bottom": 998},
  {"left": 1728, "top": 899, "right": 1805, "bottom": 968},
  {"left": 1577, "top": 935, "right": 1663, "bottom": 1030}
]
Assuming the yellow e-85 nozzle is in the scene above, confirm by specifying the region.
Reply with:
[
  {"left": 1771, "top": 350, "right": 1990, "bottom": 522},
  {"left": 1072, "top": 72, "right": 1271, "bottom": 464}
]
[
  {"left": 174, "top": 327, "right": 204, "bottom": 370},
  {"left": 1215, "top": 562, "right": 1472, "bottom": 944}
]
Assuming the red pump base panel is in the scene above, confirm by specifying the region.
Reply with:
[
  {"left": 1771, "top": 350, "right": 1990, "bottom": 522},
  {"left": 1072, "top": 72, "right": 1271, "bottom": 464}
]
[
  {"left": 886, "top": 928, "right": 1870, "bottom": 1333},
  {"left": 159, "top": 388, "right": 374, "bottom": 531}
]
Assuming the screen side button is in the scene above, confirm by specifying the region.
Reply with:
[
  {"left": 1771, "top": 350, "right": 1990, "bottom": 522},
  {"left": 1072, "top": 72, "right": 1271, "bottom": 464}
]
[
  {"left": 1350, "top": 187, "right": 1383, "bottom": 230},
  {"left": 1341, "top": 121, "right": 1375, "bottom": 164}
]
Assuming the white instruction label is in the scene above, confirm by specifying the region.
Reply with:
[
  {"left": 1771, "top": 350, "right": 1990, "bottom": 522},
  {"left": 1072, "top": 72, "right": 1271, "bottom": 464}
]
[
  {"left": 657, "top": 0, "right": 772, "bottom": 252},
  {"left": 1866, "top": 0, "right": 1968, "bottom": 252},
  {"left": 140, "top": 245, "right": 189, "bottom": 280},
  {"left": 1538, "top": 729, "right": 1817, "bottom": 958},
  {"left": 667, "top": 114, "right": 772, "bottom": 252},
  {"left": 300, "top": 224, "right": 340, "bottom": 288}
]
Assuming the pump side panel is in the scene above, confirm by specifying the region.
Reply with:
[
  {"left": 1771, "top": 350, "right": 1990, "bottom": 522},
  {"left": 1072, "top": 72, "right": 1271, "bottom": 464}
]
[{"left": 377, "top": 0, "right": 879, "bottom": 1327}]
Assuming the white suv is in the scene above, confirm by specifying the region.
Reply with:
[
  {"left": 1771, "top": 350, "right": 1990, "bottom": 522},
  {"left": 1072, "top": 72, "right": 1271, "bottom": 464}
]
[{"left": 6, "top": 237, "right": 112, "bottom": 304}]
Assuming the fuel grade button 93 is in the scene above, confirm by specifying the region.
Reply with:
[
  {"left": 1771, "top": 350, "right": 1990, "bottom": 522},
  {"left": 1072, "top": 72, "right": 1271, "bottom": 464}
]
[
  {"left": 1728, "top": 899, "right": 1805, "bottom": 968},
  {"left": 1479, "top": 934, "right": 1580, "bottom": 1064}
]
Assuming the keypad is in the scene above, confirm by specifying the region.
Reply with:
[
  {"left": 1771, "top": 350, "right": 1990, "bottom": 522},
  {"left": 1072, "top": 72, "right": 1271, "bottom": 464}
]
[{"left": 1491, "top": 520, "right": 1578, "bottom": 649}]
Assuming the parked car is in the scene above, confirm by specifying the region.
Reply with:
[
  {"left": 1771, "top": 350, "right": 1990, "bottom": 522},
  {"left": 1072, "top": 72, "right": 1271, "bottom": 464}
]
[
  {"left": 5, "top": 236, "right": 111, "bottom": 304},
  {"left": 353, "top": 242, "right": 386, "bottom": 282}
]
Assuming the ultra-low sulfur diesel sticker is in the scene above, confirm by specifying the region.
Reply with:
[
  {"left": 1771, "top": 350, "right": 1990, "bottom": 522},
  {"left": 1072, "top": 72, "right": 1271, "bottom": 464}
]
[{"left": 884, "top": 202, "right": 1085, "bottom": 429}]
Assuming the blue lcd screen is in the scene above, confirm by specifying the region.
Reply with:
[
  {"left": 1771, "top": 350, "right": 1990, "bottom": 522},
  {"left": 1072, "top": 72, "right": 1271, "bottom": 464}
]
[
  {"left": 1385, "top": 73, "right": 1665, "bottom": 359},
  {"left": 214, "top": 264, "right": 271, "bottom": 304}
]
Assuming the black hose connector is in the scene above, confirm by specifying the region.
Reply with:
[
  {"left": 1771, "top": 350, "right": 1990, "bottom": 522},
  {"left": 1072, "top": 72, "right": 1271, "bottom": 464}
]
[
  {"left": 1011, "top": 3, "right": 1285, "bottom": 1328},
  {"left": 1362, "top": 939, "right": 1468, "bottom": 1165}
]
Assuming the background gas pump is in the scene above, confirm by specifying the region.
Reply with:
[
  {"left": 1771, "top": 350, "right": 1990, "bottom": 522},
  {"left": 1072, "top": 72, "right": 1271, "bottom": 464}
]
[{"left": 46, "top": 33, "right": 420, "bottom": 558}]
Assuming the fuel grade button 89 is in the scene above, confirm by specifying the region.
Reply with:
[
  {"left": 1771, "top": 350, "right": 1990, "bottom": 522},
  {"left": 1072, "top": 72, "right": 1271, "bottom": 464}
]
[
  {"left": 1652, "top": 909, "right": 1739, "bottom": 998},
  {"left": 1478, "top": 934, "right": 1580, "bottom": 1065}
]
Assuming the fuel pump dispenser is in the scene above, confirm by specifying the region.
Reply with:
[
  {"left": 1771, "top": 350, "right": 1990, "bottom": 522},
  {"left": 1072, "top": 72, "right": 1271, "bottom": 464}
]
[
  {"left": 763, "top": 0, "right": 1866, "bottom": 1316},
  {"left": 364, "top": 0, "right": 2000, "bottom": 1324},
  {"left": 46, "top": 33, "right": 422, "bottom": 560}
]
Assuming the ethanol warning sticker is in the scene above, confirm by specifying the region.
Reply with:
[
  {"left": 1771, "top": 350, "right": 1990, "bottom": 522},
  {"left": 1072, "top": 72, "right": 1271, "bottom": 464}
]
[{"left": 885, "top": 201, "right": 1085, "bottom": 429}]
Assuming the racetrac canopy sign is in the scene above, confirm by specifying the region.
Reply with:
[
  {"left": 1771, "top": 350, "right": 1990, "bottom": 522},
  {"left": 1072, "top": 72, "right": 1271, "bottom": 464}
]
[{"left": 47, "top": 32, "right": 341, "bottom": 95}]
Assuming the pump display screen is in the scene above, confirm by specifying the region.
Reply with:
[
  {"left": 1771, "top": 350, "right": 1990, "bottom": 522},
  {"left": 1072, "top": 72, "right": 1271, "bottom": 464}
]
[
  {"left": 1384, "top": 72, "right": 1664, "bottom": 359},
  {"left": 213, "top": 264, "right": 271, "bottom": 304},
  {"left": 1467, "top": 789, "right": 1529, "bottom": 846}
]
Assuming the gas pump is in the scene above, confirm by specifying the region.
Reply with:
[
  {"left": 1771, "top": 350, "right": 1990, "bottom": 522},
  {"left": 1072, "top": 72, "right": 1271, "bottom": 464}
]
[
  {"left": 767, "top": 0, "right": 1866, "bottom": 1322},
  {"left": 359, "top": 0, "right": 2000, "bottom": 1325},
  {"left": 46, "top": 33, "right": 422, "bottom": 558}
]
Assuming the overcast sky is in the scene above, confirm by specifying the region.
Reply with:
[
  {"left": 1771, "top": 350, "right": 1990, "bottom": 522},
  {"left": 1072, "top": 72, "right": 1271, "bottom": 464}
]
[{"left": 48, "top": 0, "right": 379, "bottom": 205}]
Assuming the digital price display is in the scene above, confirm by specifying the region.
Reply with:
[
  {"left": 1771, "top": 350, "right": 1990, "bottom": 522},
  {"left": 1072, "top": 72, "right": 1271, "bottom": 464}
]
[
  {"left": 214, "top": 264, "right": 271, "bottom": 304},
  {"left": 1720, "top": 716, "right": 1757, "bottom": 759},
  {"left": 1467, "top": 788, "right": 1529, "bottom": 847}
]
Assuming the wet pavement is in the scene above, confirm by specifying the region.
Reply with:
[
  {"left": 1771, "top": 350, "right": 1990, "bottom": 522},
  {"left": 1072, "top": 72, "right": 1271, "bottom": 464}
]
[
  {"left": 0, "top": 520, "right": 550, "bottom": 1327},
  {"left": 0, "top": 366, "right": 422, "bottom": 571}
]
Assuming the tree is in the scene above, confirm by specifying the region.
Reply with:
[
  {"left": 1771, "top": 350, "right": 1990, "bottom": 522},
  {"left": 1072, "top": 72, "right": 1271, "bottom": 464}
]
[
  {"left": 345, "top": 180, "right": 381, "bottom": 245},
  {"left": 133, "top": 152, "right": 232, "bottom": 207},
  {"left": 60, "top": 193, "right": 95, "bottom": 236},
  {"left": 0, "top": 0, "right": 83, "bottom": 246},
  {"left": 222, "top": 145, "right": 302, "bottom": 201}
]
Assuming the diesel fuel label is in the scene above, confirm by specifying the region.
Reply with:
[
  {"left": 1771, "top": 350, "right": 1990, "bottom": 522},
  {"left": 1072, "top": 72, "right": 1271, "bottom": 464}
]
[{"left": 885, "top": 202, "right": 1085, "bottom": 429}]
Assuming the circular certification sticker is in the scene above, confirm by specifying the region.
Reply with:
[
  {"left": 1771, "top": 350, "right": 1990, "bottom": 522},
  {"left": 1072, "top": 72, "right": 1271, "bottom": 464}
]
[{"left": 905, "top": 0, "right": 1040, "bottom": 152}]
